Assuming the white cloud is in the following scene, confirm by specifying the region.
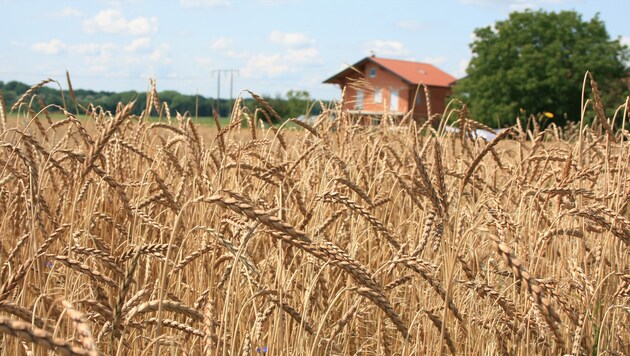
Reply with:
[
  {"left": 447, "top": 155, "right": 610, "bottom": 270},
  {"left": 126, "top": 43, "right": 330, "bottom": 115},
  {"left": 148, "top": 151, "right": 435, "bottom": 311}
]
[
  {"left": 397, "top": 20, "right": 429, "bottom": 31},
  {"left": 124, "top": 37, "right": 152, "bottom": 52},
  {"left": 241, "top": 53, "right": 287, "bottom": 78},
  {"left": 211, "top": 37, "right": 234, "bottom": 50},
  {"left": 31, "top": 36, "right": 172, "bottom": 77},
  {"left": 423, "top": 56, "right": 447, "bottom": 66},
  {"left": 84, "top": 9, "right": 127, "bottom": 33},
  {"left": 83, "top": 9, "right": 158, "bottom": 36},
  {"left": 180, "top": 0, "right": 230, "bottom": 7},
  {"left": 237, "top": 31, "right": 320, "bottom": 78},
  {"left": 51, "top": 7, "right": 83, "bottom": 18},
  {"left": 79, "top": 41, "right": 169, "bottom": 74},
  {"left": 269, "top": 31, "right": 314, "bottom": 48},
  {"left": 69, "top": 43, "right": 103, "bottom": 55},
  {"left": 84, "top": 43, "right": 117, "bottom": 71},
  {"left": 285, "top": 47, "right": 320, "bottom": 64},
  {"left": 456, "top": 58, "right": 470, "bottom": 77},
  {"left": 621, "top": 36, "right": 630, "bottom": 47},
  {"left": 128, "top": 17, "right": 158, "bottom": 35},
  {"left": 32, "top": 39, "right": 116, "bottom": 57},
  {"left": 337, "top": 63, "right": 350, "bottom": 71},
  {"left": 241, "top": 45, "right": 322, "bottom": 79},
  {"left": 366, "top": 40, "right": 411, "bottom": 57},
  {"left": 149, "top": 44, "right": 171, "bottom": 63},
  {"left": 31, "top": 39, "right": 66, "bottom": 54},
  {"left": 194, "top": 57, "right": 213, "bottom": 65},
  {"left": 224, "top": 50, "right": 249, "bottom": 59}
]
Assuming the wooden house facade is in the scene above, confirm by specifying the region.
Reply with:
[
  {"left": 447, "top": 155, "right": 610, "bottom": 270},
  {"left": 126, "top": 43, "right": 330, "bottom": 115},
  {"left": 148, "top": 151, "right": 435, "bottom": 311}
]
[{"left": 324, "top": 56, "right": 456, "bottom": 123}]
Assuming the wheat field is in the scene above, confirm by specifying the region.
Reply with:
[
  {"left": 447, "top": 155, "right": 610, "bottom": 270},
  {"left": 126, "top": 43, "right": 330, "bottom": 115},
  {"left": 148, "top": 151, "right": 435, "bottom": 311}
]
[{"left": 0, "top": 79, "right": 628, "bottom": 355}]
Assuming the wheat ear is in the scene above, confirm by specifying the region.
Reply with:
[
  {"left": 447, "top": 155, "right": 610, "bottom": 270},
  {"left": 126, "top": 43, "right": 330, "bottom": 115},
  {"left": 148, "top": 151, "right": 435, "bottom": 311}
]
[{"left": 0, "top": 317, "right": 91, "bottom": 355}]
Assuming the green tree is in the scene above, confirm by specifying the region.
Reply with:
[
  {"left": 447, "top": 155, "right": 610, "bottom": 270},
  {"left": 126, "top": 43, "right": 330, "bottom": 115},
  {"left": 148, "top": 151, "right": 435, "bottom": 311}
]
[
  {"left": 257, "top": 90, "right": 312, "bottom": 123},
  {"left": 455, "top": 10, "right": 629, "bottom": 127},
  {"left": 286, "top": 90, "right": 311, "bottom": 118}
]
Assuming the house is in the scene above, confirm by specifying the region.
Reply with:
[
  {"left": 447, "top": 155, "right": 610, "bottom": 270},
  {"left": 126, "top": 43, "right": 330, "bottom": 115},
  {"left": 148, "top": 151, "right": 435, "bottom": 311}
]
[{"left": 323, "top": 56, "right": 457, "bottom": 123}]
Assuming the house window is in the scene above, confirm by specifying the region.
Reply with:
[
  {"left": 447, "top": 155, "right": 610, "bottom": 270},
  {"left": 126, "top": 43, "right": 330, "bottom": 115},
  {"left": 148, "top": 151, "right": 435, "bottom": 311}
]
[
  {"left": 416, "top": 94, "right": 422, "bottom": 105},
  {"left": 355, "top": 90, "right": 364, "bottom": 110},
  {"left": 369, "top": 68, "right": 376, "bottom": 78},
  {"left": 374, "top": 88, "right": 382, "bottom": 103}
]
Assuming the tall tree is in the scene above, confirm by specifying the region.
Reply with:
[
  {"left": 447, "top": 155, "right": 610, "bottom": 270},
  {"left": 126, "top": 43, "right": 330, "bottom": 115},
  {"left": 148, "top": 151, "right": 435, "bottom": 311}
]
[
  {"left": 455, "top": 10, "right": 629, "bottom": 126},
  {"left": 286, "top": 90, "right": 311, "bottom": 118}
]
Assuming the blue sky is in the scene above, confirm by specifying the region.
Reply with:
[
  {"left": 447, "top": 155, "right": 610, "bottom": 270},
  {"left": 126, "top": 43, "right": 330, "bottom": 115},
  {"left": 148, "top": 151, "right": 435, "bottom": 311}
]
[{"left": 1, "top": 0, "right": 628, "bottom": 100}]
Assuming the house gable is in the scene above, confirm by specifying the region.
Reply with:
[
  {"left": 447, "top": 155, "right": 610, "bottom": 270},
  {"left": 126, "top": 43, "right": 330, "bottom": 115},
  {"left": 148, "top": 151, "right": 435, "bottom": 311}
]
[
  {"left": 324, "top": 56, "right": 456, "bottom": 88},
  {"left": 324, "top": 56, "right": 457, "bottom": 119}
]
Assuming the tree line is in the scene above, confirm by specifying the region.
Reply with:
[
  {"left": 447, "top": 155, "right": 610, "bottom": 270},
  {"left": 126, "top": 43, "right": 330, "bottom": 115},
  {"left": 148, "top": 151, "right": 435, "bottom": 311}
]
[{"left": 0, "top": 80, "right": 322, "bottom": 122}]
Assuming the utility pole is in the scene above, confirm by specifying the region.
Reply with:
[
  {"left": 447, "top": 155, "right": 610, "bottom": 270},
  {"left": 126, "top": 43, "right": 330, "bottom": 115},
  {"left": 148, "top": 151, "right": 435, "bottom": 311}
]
[{"left": 212, "top": 69, "right": 239, "bottom": 118}]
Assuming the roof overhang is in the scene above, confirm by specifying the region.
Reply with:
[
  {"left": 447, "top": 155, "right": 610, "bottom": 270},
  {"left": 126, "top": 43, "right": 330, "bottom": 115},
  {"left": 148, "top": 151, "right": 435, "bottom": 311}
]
[{"left": 322, "top": 57, "right": 373, "bottom": 84}]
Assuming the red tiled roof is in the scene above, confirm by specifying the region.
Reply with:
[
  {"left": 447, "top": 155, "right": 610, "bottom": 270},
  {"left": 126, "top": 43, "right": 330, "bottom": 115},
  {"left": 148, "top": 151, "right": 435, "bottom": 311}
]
[
  {"left": 323, "top": 56, "right": 457, "bottom": 88},
  {"left": 370, "top": 57, "right": 456, "bottom": 87}
]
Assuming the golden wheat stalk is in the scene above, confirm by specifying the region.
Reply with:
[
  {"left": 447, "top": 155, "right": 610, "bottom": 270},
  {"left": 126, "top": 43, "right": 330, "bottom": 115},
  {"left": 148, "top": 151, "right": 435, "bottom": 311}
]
[{"left": 0, "top": 317, "right": 91, "bottom": 355}]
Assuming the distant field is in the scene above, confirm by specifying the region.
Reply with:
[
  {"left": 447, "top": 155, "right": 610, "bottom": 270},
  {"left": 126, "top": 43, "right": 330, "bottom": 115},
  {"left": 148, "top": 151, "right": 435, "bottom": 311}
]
[
  {"left": 6, "top": 111, "right": 305, "bottom": 133},
  {"left": 7, "top": 112, "right": 232, "bottom": 126},
  {"left": 0, "top": 85, "right": 628, "bottom": 355}
]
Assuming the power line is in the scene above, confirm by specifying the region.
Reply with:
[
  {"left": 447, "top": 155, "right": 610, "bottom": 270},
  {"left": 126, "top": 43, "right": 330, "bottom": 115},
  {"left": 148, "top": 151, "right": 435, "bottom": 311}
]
[{"left": 211, "top": 69, "right": 239, "bottom": 115}]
